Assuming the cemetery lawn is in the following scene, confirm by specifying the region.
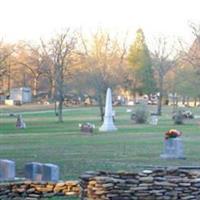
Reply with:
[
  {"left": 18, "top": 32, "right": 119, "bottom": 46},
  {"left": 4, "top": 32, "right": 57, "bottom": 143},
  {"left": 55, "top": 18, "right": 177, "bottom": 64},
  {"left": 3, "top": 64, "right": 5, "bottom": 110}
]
[{"left": 1, "top": 105, "right": 200, "bottom": 181}]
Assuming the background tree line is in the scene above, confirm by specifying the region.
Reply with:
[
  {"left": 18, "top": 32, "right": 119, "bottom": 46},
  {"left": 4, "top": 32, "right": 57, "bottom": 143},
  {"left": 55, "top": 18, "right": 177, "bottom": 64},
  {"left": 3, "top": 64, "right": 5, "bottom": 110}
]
[{"left": 1, "top": 25, "right": 200, "bottom": 121}]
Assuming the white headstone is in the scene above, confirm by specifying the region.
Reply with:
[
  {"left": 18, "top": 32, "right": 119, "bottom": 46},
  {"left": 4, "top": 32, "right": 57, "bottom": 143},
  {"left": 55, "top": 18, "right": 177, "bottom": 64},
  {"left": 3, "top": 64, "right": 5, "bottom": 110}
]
[
  {"left": 126, "top": 109, "right": 132, "bottom": 113},
  {"left": 99, "top": 88, "right": 117, "bottom": 132},
  {"left": 150, "top": 115, "right": 158, "bottom": 125}
]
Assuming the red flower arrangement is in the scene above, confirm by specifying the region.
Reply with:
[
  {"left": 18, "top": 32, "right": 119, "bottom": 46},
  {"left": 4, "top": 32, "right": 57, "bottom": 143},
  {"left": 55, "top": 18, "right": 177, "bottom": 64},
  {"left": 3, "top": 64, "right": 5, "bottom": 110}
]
[{"left": 165, "top": 129, "right": 182, "bottom": 140}]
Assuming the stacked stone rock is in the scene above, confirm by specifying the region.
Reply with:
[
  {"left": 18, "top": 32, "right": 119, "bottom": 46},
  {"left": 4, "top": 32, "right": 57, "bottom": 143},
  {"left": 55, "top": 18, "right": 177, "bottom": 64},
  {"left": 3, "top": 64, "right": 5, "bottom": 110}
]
[
  {"left": 0, "top": 180, "right": 80, "bottom": 199},
  {"left": 80, "top": 168, "right": 200, "bottom": 200}
]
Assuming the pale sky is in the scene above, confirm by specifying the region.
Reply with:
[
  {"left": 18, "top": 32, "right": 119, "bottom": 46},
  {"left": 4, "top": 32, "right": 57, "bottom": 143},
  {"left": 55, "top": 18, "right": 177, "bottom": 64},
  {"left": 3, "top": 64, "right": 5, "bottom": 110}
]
[{"left": 0, "top": 0, "right": 199, "bottom": 46}]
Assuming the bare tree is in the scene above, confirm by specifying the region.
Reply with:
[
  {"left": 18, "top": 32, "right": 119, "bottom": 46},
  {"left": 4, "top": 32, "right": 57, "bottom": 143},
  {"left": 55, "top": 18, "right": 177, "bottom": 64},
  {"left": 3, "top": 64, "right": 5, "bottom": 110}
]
[
  {"left": 78, "top": 30, "right": 127, "bottom": 121},
  {"left": 180, "top": 23, "right": 200, "bottom": 72},
  {"left": 16, "top": 44, "right": 46, "bottom": 96},
  {"left": 151, "top": 37, "right": 177, "bottom": 115},
  {"left": 45, "top": 30, "right": 76, "bottom": 122},
  {"left": 39, "top": 40, "right": 55, "bottom": 98},
  {"left": 175, "top": 23, "right": 200, "bottom": 106},
  {"left": 0, "top": 41, "right": 15, "bottom": 93}
]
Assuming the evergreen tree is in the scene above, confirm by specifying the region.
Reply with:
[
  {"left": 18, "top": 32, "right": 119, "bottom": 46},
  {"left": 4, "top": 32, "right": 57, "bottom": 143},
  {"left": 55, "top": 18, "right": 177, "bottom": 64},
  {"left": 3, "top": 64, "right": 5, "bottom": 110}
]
[{"left": 128, "top": 29, "right": 156, "bottom": 97}]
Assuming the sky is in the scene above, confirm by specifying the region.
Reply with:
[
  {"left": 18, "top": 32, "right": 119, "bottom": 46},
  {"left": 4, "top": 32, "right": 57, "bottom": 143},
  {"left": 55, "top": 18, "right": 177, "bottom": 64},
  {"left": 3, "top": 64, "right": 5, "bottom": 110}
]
[{"left": 0, "top": 0, "right": 199, "bottom": 46}]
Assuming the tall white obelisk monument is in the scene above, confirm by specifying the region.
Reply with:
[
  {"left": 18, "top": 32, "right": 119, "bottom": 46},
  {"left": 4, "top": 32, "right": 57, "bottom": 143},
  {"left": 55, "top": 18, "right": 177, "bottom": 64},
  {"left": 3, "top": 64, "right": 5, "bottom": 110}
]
[{"left": 99, "top": 88, "right": 117, "bottom": 132}]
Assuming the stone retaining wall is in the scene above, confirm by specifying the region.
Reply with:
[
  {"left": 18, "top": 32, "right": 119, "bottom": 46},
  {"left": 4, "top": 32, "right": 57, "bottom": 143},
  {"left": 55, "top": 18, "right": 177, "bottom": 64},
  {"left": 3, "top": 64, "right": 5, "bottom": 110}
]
[
  {"left": 2, "top": 168, "right": 200, "bottom": 199},
  {"left": 0, "top": 180, "right": 80, "bottom": 199},
  {"left": 80, "top": 168, "right": 200, "bottom": 200}
]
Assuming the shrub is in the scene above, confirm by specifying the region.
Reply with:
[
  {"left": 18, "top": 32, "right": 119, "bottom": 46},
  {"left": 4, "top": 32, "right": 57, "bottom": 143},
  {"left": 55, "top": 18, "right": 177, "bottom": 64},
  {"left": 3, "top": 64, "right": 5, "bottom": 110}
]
[
  {"left": 182, "top": 110, "right": 194, "bottom": 119},
  {"left": 131, "top": 106, "right": 148, "bottom": 124},
  {"left": 172, "top": 110, "right": 184, "bottom": 125}
]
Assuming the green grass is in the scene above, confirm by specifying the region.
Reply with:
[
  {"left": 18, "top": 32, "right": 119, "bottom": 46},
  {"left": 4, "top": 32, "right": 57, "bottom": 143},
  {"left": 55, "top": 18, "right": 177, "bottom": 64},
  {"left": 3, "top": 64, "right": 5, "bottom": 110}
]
[{"left": 1, "top": 105, "right": 200, "bottom": 183}]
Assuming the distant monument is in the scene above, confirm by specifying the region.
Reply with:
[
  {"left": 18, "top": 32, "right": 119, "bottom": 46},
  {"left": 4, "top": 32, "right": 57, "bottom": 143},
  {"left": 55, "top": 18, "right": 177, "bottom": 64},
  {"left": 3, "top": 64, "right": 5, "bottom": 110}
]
[{"left": 99, "top": 88, "right": 117, "bottom": 132}]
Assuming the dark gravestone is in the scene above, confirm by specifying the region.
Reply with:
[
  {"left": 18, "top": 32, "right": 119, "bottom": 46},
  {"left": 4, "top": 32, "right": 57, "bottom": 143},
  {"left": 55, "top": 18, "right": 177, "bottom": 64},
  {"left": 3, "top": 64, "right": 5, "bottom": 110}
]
[
  {"left": 0, "top": 159, "right": 15, "bottom": 180},
  {"left": 25, "top": 162, "right": 43, "bottom": 181},
  {"left": 80, "top": 123, "right": 94, "bottom": 134},
  {"left": 81, "top": 125, "right": 93, "bottom": 133},
  {"left": 42, "top": 163, "right": 59, "bottom": 182},
  {"left": 16, "top": 114, "right": 26, "bottom": 128}
]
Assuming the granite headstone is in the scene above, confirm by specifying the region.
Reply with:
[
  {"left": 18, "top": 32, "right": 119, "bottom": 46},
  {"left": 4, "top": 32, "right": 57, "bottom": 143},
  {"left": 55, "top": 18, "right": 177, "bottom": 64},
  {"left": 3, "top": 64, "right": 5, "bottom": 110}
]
[
  {"left": 0, "top": 159, "right": 15, "bottom": 180},
  {"left": 24, "top": 162, "right": 43, "bottom": 181},
  {"left": 16, "top": 114, "right": 26, "bottom": 128},
  {"left": 42, "top": 163, "right": 59, "bottom": 182},
  {"left": 160, "top": 138, "right": 185, "bottom": 159}
]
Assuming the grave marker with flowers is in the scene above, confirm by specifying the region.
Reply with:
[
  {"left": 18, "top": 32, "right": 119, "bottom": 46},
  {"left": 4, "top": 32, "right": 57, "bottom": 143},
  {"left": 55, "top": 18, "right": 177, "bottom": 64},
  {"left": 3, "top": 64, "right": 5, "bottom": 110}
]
[
  {"left": 160, "top": 129, "right": 185, "bottom": 159},
  {"left": 79, "top": 122, "right": 95, "bottom": 134}
]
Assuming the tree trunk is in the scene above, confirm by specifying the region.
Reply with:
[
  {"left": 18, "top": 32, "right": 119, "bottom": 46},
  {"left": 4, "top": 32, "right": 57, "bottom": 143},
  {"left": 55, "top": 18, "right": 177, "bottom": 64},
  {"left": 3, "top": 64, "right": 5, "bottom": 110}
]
[
  {"left": 23, "top": 73, "right": 26, "bottom": 87},
  {"left": 54, "top": 101, "right": 58, "bottom": 116},
  {"left": 175, "top": 96, "right": 178, "bottom": 107},
  {"left": 51, "top": 79, "right": 55, "bottom": 99},
  {"left": 186, "top": 96, "right": 190, "bottom": 107},
  {"left": 132, "top": 82, "right": 137, "bottom": 104},
  {"left": 8, "top": 64, "right": 11, "bottom": 92},
  {"left": 157, "top": 80, "right": 163, "bottom": 116},
  {"left": 33, "top": 77, "right": 37, "bottom": 96},
  {"left": 48, "top": 78, "right": 55, "bottom": 99},
  {"left": 194, "top": 97, "right": 197, "bottom": 107},
  {"left": 48, "top": 78, "right": 52, "bottom": 98},
  {"left": 133, "top": 92, "right": 136, "bottom": 104},
  {"left": 58, "top": 100, "right": 63, "bottom": 122},
  {"left": 99, "top": 94, "right": 104, "bottom": 122},
  {"left": 172, "top": 93, "right": 178, "bottom": 112},
  {"left": 55, "top": 64, "right": 64, "bottom": 122},
  {"left": 157, "top": 94, "right": 162, "bottom": 115},
  {"left": 182, "top": 96, "right": 186, "bottom": 105}
]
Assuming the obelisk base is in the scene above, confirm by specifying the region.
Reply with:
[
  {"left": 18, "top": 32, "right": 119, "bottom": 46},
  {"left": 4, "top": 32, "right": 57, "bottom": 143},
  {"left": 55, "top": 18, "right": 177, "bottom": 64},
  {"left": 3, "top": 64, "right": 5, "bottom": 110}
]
[{"left": 99, "top": 116, "right": 117, "bottom": 132}]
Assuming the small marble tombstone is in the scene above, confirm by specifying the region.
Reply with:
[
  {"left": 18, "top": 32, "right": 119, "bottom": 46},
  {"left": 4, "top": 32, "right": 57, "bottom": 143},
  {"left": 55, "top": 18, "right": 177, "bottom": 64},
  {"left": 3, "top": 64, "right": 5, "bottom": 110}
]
[
  {"left": 16, "top": 114, "right": 26, "bottom": 129},
  {"left": 126, "top": 109, "right": 132, "bottom": 113},
  {"left": 150, "top": 115, "right": 158, "bottom": 125},
  {"left": 42, "top": 163, "right": 59, "bottom": 182},
  {"left": 160, "top": 137, "right": 185, "bottom": 159},
  {"left": 0, "top": 159, "right": 15, "bottom": 180},
  {"left": 24, "top": 162, "right": 43, "bottom": 181},
  {"left": 112, "top": 110, "right": 116, "bottom": 122}
]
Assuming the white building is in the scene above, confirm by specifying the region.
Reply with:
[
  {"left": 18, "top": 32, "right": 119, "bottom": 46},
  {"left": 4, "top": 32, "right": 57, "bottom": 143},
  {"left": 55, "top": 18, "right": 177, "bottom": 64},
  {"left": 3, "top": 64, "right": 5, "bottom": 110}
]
[{"left": 10, "top": 87, "right": 32, "bottom": 103}]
